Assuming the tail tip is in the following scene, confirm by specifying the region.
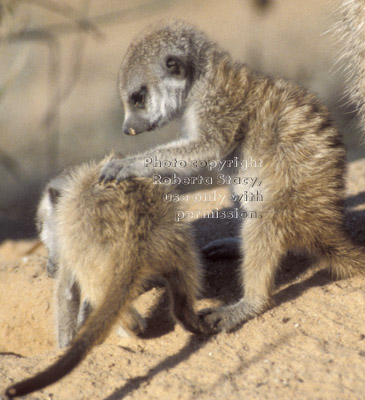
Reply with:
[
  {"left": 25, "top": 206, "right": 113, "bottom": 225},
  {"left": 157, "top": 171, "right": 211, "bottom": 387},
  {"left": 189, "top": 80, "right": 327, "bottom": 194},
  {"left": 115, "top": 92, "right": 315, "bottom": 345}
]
[{"left": 4, "top": 386, "right": 17, "bottom": 399}]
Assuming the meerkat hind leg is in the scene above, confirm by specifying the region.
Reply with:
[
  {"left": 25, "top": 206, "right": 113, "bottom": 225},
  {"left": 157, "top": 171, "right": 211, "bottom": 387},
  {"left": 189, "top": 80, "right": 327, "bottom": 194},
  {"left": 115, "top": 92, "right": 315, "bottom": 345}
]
[
  {"left": 201, "top": 220, "right": 286, "bottom": 332},
  {"left": 162, "top": 242, "right": 207, "bottom": 334},
  {"left": 164, "top": 270, "right": 203, "bottom": 334}
]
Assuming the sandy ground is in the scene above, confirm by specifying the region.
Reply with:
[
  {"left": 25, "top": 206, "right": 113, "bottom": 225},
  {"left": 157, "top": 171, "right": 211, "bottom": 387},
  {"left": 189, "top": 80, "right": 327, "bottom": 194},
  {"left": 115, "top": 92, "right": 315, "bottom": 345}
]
[{"left": 0, "top": 161, "right": 365, "bottom": 400}]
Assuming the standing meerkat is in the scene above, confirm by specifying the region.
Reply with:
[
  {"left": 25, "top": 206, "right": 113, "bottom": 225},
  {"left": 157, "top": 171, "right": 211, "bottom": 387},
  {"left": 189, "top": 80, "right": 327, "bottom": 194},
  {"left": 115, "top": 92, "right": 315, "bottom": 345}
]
[
  {"left": 99, "top": 20, "right": 365, "bottom": 333},
  {"left": 5, "top": 156, "right": 205, "bottom": 399}
]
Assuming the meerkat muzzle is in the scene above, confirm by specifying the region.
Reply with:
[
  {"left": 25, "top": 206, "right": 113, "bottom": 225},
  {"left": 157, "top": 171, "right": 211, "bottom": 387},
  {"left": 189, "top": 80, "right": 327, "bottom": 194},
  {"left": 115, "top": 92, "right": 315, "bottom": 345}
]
[{"left": 128, "top": 128, "right": 136, "bottom": 136}]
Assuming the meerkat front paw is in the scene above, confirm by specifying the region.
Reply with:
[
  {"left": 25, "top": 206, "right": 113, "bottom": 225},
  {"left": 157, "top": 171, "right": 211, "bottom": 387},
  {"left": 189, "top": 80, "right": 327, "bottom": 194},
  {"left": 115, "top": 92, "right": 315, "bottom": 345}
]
[{"left": 99, "top": 159, "right": 136, "bottom": 182}]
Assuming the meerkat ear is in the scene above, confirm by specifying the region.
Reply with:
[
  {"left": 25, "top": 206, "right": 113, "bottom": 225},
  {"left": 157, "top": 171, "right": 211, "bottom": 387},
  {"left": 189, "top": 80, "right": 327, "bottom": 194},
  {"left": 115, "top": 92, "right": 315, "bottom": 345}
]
[
  {"left": 48, "top": 187, "right": 61, "bottom": 205},
  {"left": 165, "top": 56, "right": 187, "bottom": 79}
]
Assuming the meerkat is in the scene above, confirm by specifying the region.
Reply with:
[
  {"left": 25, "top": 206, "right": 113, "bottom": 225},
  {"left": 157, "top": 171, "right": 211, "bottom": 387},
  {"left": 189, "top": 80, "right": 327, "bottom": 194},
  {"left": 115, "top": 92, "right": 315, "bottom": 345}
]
[
  {"left": 337, "top": 0, "right": 365, "bottom": 134},
  {"left": 99, "top": 20, "right": 365, "bottom": 333},
  {"left": 5, "top": 155, "right": 205, "bottom": 399}
]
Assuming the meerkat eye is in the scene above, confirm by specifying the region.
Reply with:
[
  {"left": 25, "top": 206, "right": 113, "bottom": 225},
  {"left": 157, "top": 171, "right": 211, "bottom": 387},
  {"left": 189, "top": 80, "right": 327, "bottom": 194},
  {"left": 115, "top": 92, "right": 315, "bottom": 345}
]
[
  {"left": 131, "top": 86, "right": 147, "bottom": 109},
  {"left": 166, "top": 56, "right": 187, "bottom": 79}
]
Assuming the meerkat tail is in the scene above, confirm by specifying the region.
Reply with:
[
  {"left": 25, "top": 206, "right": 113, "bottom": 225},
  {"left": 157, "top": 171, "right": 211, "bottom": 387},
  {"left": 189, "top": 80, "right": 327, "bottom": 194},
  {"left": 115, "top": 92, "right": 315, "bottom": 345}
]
[{"left": 5, "top": 259, "right": 142, "bottom": 399}]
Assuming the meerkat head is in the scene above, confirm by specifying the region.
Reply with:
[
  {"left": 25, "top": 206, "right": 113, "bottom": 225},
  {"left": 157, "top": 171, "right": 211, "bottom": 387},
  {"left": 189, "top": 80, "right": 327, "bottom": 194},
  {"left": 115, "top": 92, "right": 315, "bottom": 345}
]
[{"left": 118, "top": 21, "right": 208, "bottom": 136}]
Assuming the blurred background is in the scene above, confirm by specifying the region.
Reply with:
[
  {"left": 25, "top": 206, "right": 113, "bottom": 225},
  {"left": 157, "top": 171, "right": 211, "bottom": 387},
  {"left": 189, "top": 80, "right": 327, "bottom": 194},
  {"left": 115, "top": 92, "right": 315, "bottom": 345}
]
[{"left": 0, "top": 0, "right": 363, "bottom": 241}]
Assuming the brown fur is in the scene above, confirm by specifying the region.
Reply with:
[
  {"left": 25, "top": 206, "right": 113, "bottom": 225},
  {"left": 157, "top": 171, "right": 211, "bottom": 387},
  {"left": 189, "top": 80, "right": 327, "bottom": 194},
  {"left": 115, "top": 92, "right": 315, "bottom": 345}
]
[
  {"left": 99, "top": 21, "right": 365, "bottom": 332},
  {"left": 5, "top": 156, "right": 204, "bottom": 398},
  {"left": 191, "top": 47, "right": 365, "bottom": 330}
]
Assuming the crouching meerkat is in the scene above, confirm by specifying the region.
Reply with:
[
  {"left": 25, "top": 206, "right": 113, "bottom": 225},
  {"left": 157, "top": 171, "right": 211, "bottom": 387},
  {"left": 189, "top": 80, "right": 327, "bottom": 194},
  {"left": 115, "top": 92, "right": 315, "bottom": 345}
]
[
  {"left": 5, "top": 155, "right": 205, "bottom": 399},
  {"left": 99, "top": 20, "right": 365, "bottom": 333}
]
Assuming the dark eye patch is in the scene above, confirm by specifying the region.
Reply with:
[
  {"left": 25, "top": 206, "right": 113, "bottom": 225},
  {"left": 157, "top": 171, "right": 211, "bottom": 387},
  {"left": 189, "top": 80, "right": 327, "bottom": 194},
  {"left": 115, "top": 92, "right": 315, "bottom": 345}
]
[
  {"left": 130, "top": 86, "right": 147, "bottom": 109},
  {"left": 165, "top": 56, "right": 187, "bottom": 79}
]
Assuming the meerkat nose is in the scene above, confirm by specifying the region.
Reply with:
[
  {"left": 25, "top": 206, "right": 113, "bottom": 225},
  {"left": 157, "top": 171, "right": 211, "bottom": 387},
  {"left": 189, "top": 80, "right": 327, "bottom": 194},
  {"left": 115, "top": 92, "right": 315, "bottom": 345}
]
[{"left": 128, "top": 128, "right": 136, "bottom": 136}]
